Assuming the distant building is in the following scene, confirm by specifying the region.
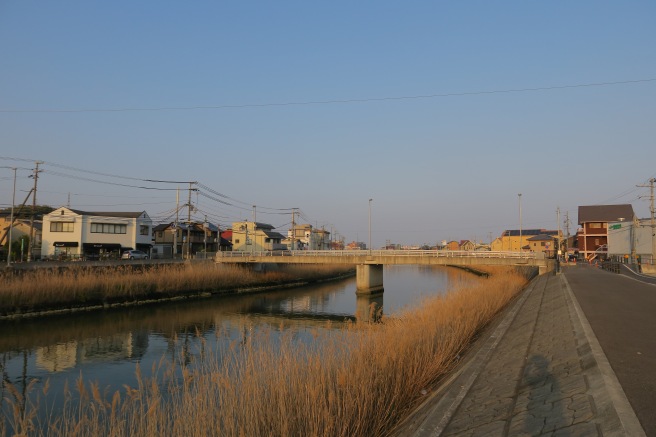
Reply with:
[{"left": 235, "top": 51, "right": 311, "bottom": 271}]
[
  {"left": 494, "top": 229, "right": 560, "bottom": 252},
  {"left": 232, "top": 221, "right": 286, "bottom": 251},
  {"left": 527, "top": 234, "right": 557, "bottom": 256},
  {"left": 152, "top": 222, "right": 226, "bottom": 258},
  {"left": 459, "top": 240, "right": 476, "bottom": 251},
  {"left": 346, "top": 241, "right": 366, "bottom": 250},
  {"left": 577, "top": 204, "right": 635, "bottom": 261},
  {"left": 283, "top": 224, "right": 331, "bottom": 250}
]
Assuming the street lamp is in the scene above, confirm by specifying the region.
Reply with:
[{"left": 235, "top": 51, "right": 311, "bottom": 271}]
[
  {"left": 518, "top": 193, "right": 523, "bottom": 253},
  {"left": 368, "top": 198, "right": 373, "bottom": 254}
]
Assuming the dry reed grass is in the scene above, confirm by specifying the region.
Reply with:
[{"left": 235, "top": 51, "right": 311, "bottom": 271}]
[
  {"left": 0, "top": 263, "right": 354, "bottom": 315},
  {"left": 2, "top": 268, "right": 527, "bottom": 436}
]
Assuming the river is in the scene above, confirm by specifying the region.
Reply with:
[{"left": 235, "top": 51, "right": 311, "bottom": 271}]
[{"left": 0, "top": 265, "right": 476, "bottom": 420}]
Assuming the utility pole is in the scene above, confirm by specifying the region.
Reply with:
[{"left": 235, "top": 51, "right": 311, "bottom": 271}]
[
  {"left": 186, "top": 182, "right": 193, "bottom": 259},
  {"left": 204, "top": 215, "right": 208, "bottom": 258},
  {"left": 252, "top": 205, "right": 256, "bottom": 253},
  {"left": 7, "top": 167, "right": 17, "bottom": 267},
  {"left": 368, "top": 198, "right": 373, "bottom": 255},
  {"left": 556, "top": 207, "right": 561, "bottom": 259},
  {"left": 638, "top": 178, "right": 656, "bottom": 264},
  {"left": 27, "top": 161, "right": 42, "bottom": 262},
  {"left": 291, "top": 208, "right": 296, "bottom": 251},
  {"left": 564, "top": 211, "right": 571, "bottom": 256},
  {"left": 173, "top": 188, "right": 179, "bottom": 257},
  {"left": 518, "top": 193, "right": 522, "bottom": 254}
]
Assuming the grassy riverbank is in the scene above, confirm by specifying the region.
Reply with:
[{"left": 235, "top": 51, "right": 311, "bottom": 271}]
[
  {"left": 0, "top": 263, "right": 355, "bottom": 317},
  {"left": 2, "top": 267, "right": 528, "bottom": 436}
]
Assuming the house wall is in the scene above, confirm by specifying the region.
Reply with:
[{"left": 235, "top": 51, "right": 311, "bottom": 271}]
[
  {"left": 231, "top": 221, "right": 281, "bottom": 251},
  {"left": 41, "top": 209, "right": 83, "bottom": 258},
  {"left": 607, "top": 220, "right": 653, "bottom": 257},
  {"left": 496, "top": 236, "right": 527, "bottom": 251},
  {"left": 528, "top": 239, "right": 554, "bottom": 254}
]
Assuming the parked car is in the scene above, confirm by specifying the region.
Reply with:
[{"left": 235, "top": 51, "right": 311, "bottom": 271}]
[{"left": 121, "top": 250, "right": 149, "bottom": 260}]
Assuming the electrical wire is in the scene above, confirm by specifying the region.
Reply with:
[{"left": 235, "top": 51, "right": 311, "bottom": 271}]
[
  {"left": 1, "top": 78, "right": 654, "bottom": 113},
  {"left": 43, "top": 169, "right": 181, "bottom": 191}
]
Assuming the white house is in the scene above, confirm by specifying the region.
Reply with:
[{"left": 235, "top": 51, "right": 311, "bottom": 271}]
[
  {"left": 41, "top": 207, "right": 153, "bottom": 260},
  {"left": 283, "top": 224, "right": 331, "bottom": 250}
]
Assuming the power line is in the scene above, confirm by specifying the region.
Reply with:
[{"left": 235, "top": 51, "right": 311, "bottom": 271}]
[
  {"left": 1, "top": 78, "right": 654, "bottom": 113},
  {"left": 43, "top": 169, "right": 181, "bottom": 191}
]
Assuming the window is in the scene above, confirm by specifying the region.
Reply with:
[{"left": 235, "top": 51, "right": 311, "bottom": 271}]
[
  {"left": 50, "top": 222, "right": 74, "bottom": 232},
  {"left": 157, "top": 231, "right": 163, "bottom": 238},
  {"left": 140, "top": 225, "right": 149, "bottom": 236},
  {"left": 589, "top": 223, "right": 602, "bottom": 229},
  {"left": 235, "top": 239, "right": 240, "bottom": 244},
  {"left": 90, "top": 223, "right": 127, "bottom": 234},
  {"left": 595, "top": 238, "right": 600, "bottom": 245},
  {"left": 541, "top": 242, "right": 545, "bottom": 247}
]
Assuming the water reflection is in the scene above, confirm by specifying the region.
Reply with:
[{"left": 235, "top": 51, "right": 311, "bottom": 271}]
[{"left": 355, "top": 293, "right": 384, "bottom": 323}]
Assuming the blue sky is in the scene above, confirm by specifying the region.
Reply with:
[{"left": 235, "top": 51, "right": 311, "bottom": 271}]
[{"left": 1, "top": 1, "right": 655, "bottom": 247}]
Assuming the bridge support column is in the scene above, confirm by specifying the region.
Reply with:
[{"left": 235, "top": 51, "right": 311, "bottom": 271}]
[{"left": 356, "top": 264, "right": 384, "bottom": 294}]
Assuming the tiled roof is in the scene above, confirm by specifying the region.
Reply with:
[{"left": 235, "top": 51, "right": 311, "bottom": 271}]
[
  {"left": 578, "top": 204, "right": 635, "bottom": 224},
  {"left": 64, "top": 208, "right": 146, "bottom": 218},
  {"left": 503, "top": 229, "right": 558, "bottom": 237},
  {"left": 527, "top": 234, "right": 556, "bottom": 241}
]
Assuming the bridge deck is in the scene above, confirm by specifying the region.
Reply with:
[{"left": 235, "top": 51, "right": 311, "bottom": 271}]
[{"left": 215, "top": 250, "right": 548, "bottom": 268}]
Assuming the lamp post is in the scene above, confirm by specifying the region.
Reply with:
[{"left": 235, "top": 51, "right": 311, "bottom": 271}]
[
  {"left": 7, "top": 167, "right": 17, "bottom": 267},
  {"left": 518, "top": 193, "right": 523, "bottom": 253},
  {"left": 368, "top": 198, "right": 373, "bottom": 254}
]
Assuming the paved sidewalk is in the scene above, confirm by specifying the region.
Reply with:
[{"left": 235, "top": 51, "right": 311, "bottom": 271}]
[{"left": 398, "top": 272, "right": 644, "bottom": 437}]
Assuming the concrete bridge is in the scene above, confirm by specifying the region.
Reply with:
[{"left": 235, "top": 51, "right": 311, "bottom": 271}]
[{"left": 215, "top": 250, "right": 553, "bottom": 293}]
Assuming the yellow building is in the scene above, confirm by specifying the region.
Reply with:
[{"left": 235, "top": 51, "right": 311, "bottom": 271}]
[
  {"left": 231, "top": 221, "right": 286, "bottom": 252},
  {"left": 491, "top": 229, "right": 561, "bottom": 252}
]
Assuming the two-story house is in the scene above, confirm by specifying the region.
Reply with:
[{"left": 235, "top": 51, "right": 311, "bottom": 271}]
[
  {"left": 231, "top": 221, "right": 286, "bottom": 252},
  {"left": 284, "top": 224, "right": 331, "bottom": 250},
  {"left": 152, "top": 222, "right": 223, "bottom": 257},
  {"left": 41, "top": 207, "right": 152, "bottom": 260},
  {"left": 577, "top": 204, "right": 635, "bottom": 261}
]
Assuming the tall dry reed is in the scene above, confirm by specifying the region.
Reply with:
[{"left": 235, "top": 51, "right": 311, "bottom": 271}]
[
  {"left": 0, "top": 263, "right": 354, "bottom": 315},
  {"left": 5, "top": 268, "right": 527, "bottom": 437}
]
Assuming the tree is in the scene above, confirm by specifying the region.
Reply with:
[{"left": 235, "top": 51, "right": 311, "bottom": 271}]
[
  {"left": 0, "top": 204, "right": 55, "bottom": 218},
  {"left": 5, "top": 235, "right": 30, "bottom": 262}
]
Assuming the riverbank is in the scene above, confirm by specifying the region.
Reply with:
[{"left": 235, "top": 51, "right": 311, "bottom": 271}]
[
  {"left": 0, "top": 263, "right": 355, "bottom": 320},
  {"left": 2, "top": 267, "right": 528, "bottom": 436}
]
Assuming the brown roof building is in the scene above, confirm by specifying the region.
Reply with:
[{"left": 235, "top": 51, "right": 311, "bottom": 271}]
[{"left": 577, "top": 204, "right": 635, "bottom": 260}]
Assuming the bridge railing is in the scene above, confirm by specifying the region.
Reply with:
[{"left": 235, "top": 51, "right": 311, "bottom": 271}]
[{"left": 216, "top": 250, "right": 540, "bottom": 260}]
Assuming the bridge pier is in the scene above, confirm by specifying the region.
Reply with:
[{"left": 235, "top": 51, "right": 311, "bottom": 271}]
[{"left": 356, "top": 264, "right": 384, "bottom": 294}]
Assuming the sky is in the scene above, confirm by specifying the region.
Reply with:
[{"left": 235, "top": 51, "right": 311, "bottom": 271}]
[{"left": 1, "top": 1, "right": 655, "bottom": 248}]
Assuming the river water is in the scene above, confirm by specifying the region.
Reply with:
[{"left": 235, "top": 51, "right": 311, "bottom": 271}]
[{"left": 0, "top": 265, "right": 476, "bottom": 417}]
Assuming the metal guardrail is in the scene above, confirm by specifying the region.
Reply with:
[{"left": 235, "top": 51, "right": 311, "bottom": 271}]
[{"left": 216, "top": 250, "right": 541, "bottom": 260}]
